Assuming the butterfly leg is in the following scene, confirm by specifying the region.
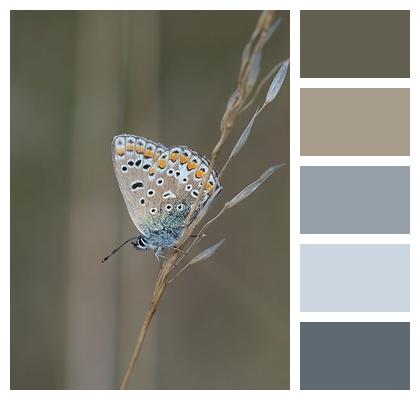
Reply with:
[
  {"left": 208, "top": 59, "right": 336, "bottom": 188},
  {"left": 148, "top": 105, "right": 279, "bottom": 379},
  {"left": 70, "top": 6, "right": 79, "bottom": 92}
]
[
  {"left": 153, "top": 247, "right": 170, "bottom": 267},
  {"left": 153, "top": 248, "right": 161, "bottom": 264}
]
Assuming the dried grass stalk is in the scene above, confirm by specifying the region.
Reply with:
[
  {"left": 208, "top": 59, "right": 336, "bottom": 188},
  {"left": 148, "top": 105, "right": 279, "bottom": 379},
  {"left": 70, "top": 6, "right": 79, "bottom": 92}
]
[{"left": 119, "top": 10, "right": 288, "bottom": 389}]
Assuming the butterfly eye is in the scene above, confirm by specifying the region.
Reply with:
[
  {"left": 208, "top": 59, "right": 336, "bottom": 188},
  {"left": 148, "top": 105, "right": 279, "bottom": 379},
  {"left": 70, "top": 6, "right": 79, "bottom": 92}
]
[
  {"left": 147, "top": 189, "right": 155, "bottom": 197},
  {"left": 139, "top": 198, "right": 145, "bottom": 205},
  {"left": 150, "top": 208, "right": 157, "bottom": 215},
  {"left": 135, "top": 159, "right": 142, "bottom": 167},
  {"left": 191, "top": 190, "right": 199, "bottom": 198},
  {"left": 185, "top": 185, "right": 192, "bottom": 192},
  {"left": 182, "top": 177, "right": 188, "bottom": 183},
  {"left": 176, "top": 204, "right": 184, "bottom": 211},
  {"left": 127, "top": 160, "right": 134, "bottom": 167},
  {"left": 167, "top": 169, "right": 174, "bottom": 176},
  {"left": 165, "top": 204, "right": 173, "bottom": 211},
  {"left": 157, "top": 178, "right": 164, "bottom": 186},
  {"left": 135, "top": 236, "right": 148, "bottom": 249},
  {"left": 121, "top": 165, "right": 128, "bottom": 172},
  {"left": 143, "top": 164, "right": 151, "bottom": 170}
]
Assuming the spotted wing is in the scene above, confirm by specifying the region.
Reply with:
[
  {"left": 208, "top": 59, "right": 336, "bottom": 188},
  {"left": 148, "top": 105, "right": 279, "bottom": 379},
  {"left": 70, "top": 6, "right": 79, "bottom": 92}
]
[
  {"left": 146, "top": 144, "right": 222, "bottom": 225},
  {"left": 112, "top": 134, "right": 222, "bottom": 239},
  {"left": 112, "top": 134, "right": 166, "bottom": 232}
]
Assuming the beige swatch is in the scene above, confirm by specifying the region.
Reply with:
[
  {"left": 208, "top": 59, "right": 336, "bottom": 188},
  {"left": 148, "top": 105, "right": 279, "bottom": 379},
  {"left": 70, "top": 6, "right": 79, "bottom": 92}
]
[{"left": 301, "top": 88, "right": 410, "bottom": 156}]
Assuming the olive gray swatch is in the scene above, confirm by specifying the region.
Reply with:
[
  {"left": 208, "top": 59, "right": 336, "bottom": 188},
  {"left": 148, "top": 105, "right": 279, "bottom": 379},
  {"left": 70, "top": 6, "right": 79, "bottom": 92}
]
[
  {"left": 300, "top": 10, "right": 410, "bottom": 78},
  {"left": 300, "top": 167, "right": 410, "bottom": 234},
  {"left": 301, "top": 322, "right": 410, "bottom": 389},
  {"left": 301, "top": 88, "right": 410, "bottom": 156},
  {"left": 300, "top": 244, "right": 410, "bottom": 312}
]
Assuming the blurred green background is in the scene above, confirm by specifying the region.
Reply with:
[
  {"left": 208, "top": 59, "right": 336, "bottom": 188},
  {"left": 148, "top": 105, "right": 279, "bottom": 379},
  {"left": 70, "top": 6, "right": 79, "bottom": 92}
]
[{"left": 11, "top": 10, "right": 289, "bottom": 389}]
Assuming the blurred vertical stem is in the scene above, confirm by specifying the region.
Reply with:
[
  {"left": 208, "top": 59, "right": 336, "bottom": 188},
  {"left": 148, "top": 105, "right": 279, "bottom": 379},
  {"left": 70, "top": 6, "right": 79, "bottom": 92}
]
[
  {"left": 120, "top": 10, "right": 280, "bottom": 389},
  {"left": 120, "top": 264, "right": 171, "bottom": 389}
]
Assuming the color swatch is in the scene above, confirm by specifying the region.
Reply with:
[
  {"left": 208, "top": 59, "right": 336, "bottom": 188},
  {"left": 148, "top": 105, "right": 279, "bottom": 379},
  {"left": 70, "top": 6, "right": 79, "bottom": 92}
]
[
  {"left": 299, "top": 9, "right": 411, "bottom": 391},
  {"left": 301, "top": 89, "right": 410, "bottom": 156},
  {"left": 300, "top": 10, "right": 410, "bottom": 78},
  {"left": 300, "top": 166, "right": 410, "bottom": 234},
  {"left": 300, "top": 322, "right": 410, "bottom": 390},
  {"left": 300, "top": 244, "right": 410, "bottom": 312}
]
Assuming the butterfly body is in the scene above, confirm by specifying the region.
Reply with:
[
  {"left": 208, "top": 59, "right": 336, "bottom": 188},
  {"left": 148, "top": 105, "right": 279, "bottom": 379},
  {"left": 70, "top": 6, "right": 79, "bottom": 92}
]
[
  {"left": 112, "top": 134, "right": 222, "bottom": 256},
  {"left": 133, "top": 214, "right": 186, "bottom": 251}
]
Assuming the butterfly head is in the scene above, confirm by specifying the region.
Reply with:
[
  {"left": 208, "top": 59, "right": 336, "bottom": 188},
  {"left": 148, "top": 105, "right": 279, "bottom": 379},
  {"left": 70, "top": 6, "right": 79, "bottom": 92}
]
[{"left": 131, "top": 234, "right": 149, "bottom": 251}]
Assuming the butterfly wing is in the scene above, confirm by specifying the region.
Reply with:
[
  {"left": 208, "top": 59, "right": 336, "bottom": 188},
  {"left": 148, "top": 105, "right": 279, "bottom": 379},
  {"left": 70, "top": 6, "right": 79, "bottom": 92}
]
[
  {"left": 112, "top": 134, "right": 166, "bottom": 233},
  {"left": 149, "top": 145, "right": 221, "bottom": 222},
  {"left": 112, "top": 134, "right": 222, "bottom": 247}
]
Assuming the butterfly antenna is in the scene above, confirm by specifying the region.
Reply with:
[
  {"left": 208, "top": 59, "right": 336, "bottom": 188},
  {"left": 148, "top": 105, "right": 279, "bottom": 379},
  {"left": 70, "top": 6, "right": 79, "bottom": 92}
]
[{"left": 101, "top": 236, "right": 138, "bottom": 263}]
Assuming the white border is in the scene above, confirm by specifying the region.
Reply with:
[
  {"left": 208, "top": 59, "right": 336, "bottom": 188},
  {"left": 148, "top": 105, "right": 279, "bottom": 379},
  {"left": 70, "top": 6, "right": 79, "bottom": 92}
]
[
  {"left": 1, "top": 0, "right": 10, "bottom": 396},
  {"left": 3, "top": 0, "right": 419, "bottom": 398},
  {"left": 409, "top": 1, "right": 418, "bottom": 392},
  {"left": 301, "top": 234, "right": 411, "bottom": 244},
  {"left": 300, "top": 313, "right": 412, "bottom": 323},
  {"left": 3, "top": 0, "right": 418, "bottom": 11},
  {"left": 289, "top": 6, "right": 300, "bottom": 392},
  {"left": 301, "top": 78, "right": 411, "bottom": 88},
  {"left": 300, "top": 157, "right": 410, "bottom": 166}
]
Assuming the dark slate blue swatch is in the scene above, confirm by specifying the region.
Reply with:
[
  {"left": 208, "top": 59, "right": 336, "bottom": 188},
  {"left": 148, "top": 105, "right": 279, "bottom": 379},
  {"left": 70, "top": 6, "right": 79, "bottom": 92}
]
[{"left": 300, "top": 322, "right": 410, "bottom": 390}]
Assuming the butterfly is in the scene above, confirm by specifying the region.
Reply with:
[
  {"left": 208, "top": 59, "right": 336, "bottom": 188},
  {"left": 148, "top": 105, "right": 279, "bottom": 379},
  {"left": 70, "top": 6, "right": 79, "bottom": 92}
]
[{"left": 103, "top": 134, "right": 222, "bottom": 262}]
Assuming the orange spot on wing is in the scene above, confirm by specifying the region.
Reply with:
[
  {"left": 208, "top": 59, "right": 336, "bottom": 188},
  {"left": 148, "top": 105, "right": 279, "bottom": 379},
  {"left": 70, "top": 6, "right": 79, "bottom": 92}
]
[
  {"left": 205, "top": 182, "right": 214, "bottom": 192},
  {"left": 149, "top": 167, "right": 156, "bottom": 175},
  {"left": 144, "top": 149, "right": 155, "bottom": 158},
  {"left": 170, "top": 153, "right": 180, "bottom": 162},
  {"left": 116, "top": 148, "right": 125, "bottom": 156},
  {"left": 187, "top": 162, "right": 197, "bottom": 171},
  {"left": 180, "top": 155, "right": 189, "bottom": 164},
  {"left": 195, "top": 169, "right": 206, "bottom": 179},
  {"left": 158, "top": 159, "right": 167, "bottom": 169},
  {"left": 126, "top": 143, "right": 135, "bottom": 151},
  {"left": 135, "top": 145, "right": 144, "bottom": 154}
]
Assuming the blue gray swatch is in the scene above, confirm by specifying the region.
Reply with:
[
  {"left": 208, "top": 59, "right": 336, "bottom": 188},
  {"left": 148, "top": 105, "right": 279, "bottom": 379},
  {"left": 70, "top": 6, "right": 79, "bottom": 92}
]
[
  {"left": 300, "top": 244, "right": 410, "bottom": 312},
  {"left": 300, "top": 166, "right": 410, "bottom": 234},
  {"left": 300, "top": 322, "right": 410, "bottom": 390}
]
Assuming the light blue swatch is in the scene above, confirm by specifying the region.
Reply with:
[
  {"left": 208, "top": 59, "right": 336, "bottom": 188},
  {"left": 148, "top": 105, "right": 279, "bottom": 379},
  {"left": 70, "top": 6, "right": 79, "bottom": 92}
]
[{"left": 301, "top": 244, "right": 410, "bottom": 312}]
